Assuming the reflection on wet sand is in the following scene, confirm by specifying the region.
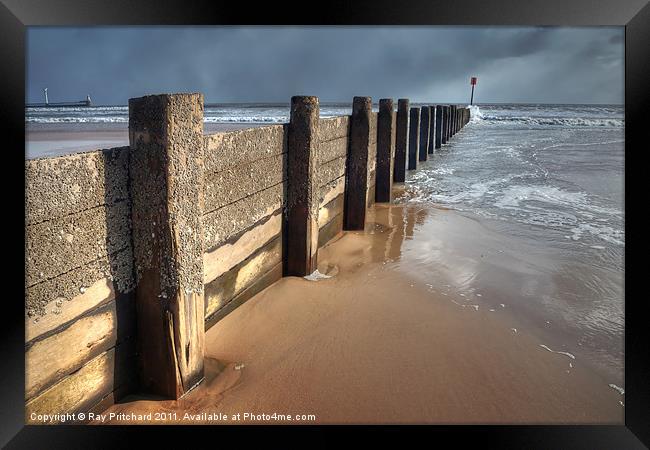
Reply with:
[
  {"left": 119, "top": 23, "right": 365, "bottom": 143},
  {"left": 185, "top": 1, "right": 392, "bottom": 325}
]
[{"left": 96, "top": 202, "right": 623, "bottom": 425}]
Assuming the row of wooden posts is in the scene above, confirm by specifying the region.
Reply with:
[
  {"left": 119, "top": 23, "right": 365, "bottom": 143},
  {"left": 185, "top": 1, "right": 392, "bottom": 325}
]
[
  {"left": 126, "top": 93, "right": 470, "bottom": 400},
  {"left": 285, "top": 96, "right": 471, "bottom": 277}
]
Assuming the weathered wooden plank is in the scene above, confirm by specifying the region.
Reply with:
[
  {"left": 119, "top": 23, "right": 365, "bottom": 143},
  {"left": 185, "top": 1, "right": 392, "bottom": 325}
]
[
  {"left": 25, "top": 294, "right": 136, "bottom": 401},
  {"left": 318, "top": 212, "right": 344, "bottom": 249},
  {"left": 25, "top": 343, "right": 136, "bottom": 423},
  {"left": 26, "top": 201, "right": 132, "bottom": 287},
  {"left": 204, "top": 124, "right": 286, "bottom": 174},
  {"left": 366, "top": 181, "right": 377, "bottom": 209},
  {"left": 26, "top": 277, "right": 114, "bottom": 343},
  {"left": 318, "top": 193, "right": 345, "bottom": 229},
  {"left": 203, "top": 182, "right": 284, "bottom": 252},
  {"left": 26, "top": 246, "right": 135, "bottom": 319},
  {"left": 204, "top": 153, "right": 285, "bottom": 213},
  {"left": 205, "top": 236, "right": 282, "bottom": 318},
  {"left": 204, "top": 211, "right": 282, "bottom": 285},
  {"left": 25, "top": 146, "right": 130, "bottom": 226},
  {"left": 319, "top": 176, "right": 346, "bottom": 209},
  {"left": 318, "top": 155, "right": 347, "bottom": 188},
  {"left": 205, "top": 262, "right": 282, "bottom": 330},
  {"left": 367, "top": 138, "right": 377, "bottom": 187},
  {"left": 318, "top": 136, "right": 348, "bottom": 165},
  {"left": 318, "top": 116, "right": 350, "bottom": 142}
]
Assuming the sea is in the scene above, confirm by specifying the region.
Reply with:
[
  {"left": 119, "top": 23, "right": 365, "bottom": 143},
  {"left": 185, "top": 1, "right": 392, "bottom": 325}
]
[
  {"left": 397, "top": 103, "right": 624, "bottom": 390},
  {"left": 25, "top": 102, "right": 625, "bottom": 389}
]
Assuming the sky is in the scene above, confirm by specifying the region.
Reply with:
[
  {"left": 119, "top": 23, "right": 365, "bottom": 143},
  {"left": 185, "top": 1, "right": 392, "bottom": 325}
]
[{"left": 26, "top": 26, "right": 624, "bottom": 105}]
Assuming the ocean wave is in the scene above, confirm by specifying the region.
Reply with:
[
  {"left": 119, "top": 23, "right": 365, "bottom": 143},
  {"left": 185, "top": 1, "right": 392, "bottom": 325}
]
[
  {"left": 27, "top": 113, "right": 354, "bottom": 124},
  {"left": 468, "top": 105, "right": 484, "bottom": 123},
  {"left": 27, "top": 116, "right": 290, "bottom": 124},
  {"left": 26, "top": 117, "right": 129, "bottom": 123},
  {"left": 26, "top": 104, "right": 622, "bottom": 128},
  {"left": 25, "top": 106, "right": 127, "bottom": 113},
  {"left": 414, "top": 176, "right": 514, "bottom": 205},
  {"left": 494, "top": 185, "right": 622, "bottom": 217},
  {"left": 204, "top": 116, "right": 289, "bottom": 123},
  {"left": 478, "top": 115, "right": 623, "bottom": 128},
  {"left": 568, "top": 223, "right": 625, "bottom": 245}
]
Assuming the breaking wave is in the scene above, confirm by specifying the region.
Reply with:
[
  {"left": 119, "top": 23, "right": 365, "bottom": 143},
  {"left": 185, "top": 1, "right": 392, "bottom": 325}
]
[
  {"left": 480, "top": 115, "right": 623, "bottom": 128},
  {"left": 466, "top": 105, "right": 623, "bottom": 128}
]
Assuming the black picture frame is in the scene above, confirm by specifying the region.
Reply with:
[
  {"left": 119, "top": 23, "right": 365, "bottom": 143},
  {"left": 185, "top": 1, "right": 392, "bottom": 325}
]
[{"left": 3, "top": 0, "right": 648, "bottom": 447}]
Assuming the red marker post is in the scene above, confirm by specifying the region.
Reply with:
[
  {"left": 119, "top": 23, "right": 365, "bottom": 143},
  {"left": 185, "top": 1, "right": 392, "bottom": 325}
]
[{"left": 470, "top": 77, "right": 477, "bottom": 105}]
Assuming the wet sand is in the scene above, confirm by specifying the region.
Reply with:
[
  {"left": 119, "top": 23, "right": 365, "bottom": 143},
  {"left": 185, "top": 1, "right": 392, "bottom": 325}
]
[{"left": 95, "top": 201, "right": 623, "bottom": 425}]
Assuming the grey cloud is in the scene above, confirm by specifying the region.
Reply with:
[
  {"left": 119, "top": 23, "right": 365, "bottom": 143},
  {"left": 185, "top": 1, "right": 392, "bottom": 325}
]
[{"left": 27, "top": 26, "right": 624, "bottom": 105}]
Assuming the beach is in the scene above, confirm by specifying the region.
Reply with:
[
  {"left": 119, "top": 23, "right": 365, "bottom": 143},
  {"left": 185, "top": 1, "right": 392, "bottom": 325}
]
[
  {"left": 94, "top": 201, "right": 623, "bottom": 425},
  {"left": 25, "top": 103, "right": 624, "bottom": 424},
  {"left": 18, "top": 19, "right": 633, "bottom": 436},
  {"left": 25, "top": 122, "right": 261, "bottom": 159}
]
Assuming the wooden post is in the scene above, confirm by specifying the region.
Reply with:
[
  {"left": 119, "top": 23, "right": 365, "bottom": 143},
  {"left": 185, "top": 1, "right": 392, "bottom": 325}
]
[
  {"left": 344, "top": 96, "right": 372, "bottom": 230},
  {"left": 435, "top": 105, "right": 443, "bottom": 149},
  {"left": 452, "top": 105, "right": 457, "bottom": 137},
  {"left": 418, "top": 106, "right": 430, "bottom": 162},
  {"left": 443, "top": 105, "right": 451, "bottom": 144},
  {"left": 376, "top": 98, "right": 395, "bottom": 203},
  {"left": 450, "top": 105, "right": 456, "bottom": 137},
  {"left": 128, "top": 93, "right": 205, "bottom": 399},
  {"left": 452, "top": 107, "right": 457, "bottom": 135},
  {"left": 393, "top": 99, "right": 409, "bottom": 182},
  {"left": 441, "top": 106, "right": 448, "bottom": 144},
  {"left": 408, "top": 107, "right": 420, "bottom": 170},
  {"left": 445, "top": 106, "right": 450, "bottom": 140},
  {"left": 427, "top": 106, "right": 436, "bottom": 154},
  {"left": 285, "top": 96, "right": 320, "bottom": 277},
  {"left": 451, "top": 106, "right": 455, "bottom": 135},
  {"left": 452, "top": 106, "right": 457, "bottom": 136}
]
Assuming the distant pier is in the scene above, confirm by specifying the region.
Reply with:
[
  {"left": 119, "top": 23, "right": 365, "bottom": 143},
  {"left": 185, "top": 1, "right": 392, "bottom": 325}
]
[
  {"left": 27, "top": 92, "right": 92, "bottom": 107},
  {"left": 27, "top": 101, "right": 91, "bottom": 107}
]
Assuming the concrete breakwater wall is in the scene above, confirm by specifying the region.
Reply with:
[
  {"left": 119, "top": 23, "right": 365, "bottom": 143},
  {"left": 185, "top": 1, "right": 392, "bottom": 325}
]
[{"left": 24, "top": 93, "right": 470, "bottom": 421}]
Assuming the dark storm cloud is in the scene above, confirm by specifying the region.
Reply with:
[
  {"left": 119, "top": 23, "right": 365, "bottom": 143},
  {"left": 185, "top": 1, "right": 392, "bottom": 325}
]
[{"left": 26, "top": 26, "right": 624, "bottom": 105}]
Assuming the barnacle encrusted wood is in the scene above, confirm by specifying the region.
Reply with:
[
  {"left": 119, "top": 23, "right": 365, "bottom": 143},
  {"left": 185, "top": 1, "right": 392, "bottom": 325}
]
[
  {"left": 284, "top": 96, "right": 320, "bottom": 277},
  {"left": 128, "top": 93, "right": 205, "bottom": 399},
  {"left": 344, "top": 96, "right": 372, "bottom": 231},
  {"left": 393, "top": 99, "right": 409, "bottom": 182},
  {"left": 376, "top": 98, "right": 395, "bottom": 203}
]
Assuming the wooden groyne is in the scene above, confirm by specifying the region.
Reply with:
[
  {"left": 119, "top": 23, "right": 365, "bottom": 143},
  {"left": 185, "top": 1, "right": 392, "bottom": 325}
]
[{"left": 24, "top": 93, "right": 470, "bottom": 422}]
